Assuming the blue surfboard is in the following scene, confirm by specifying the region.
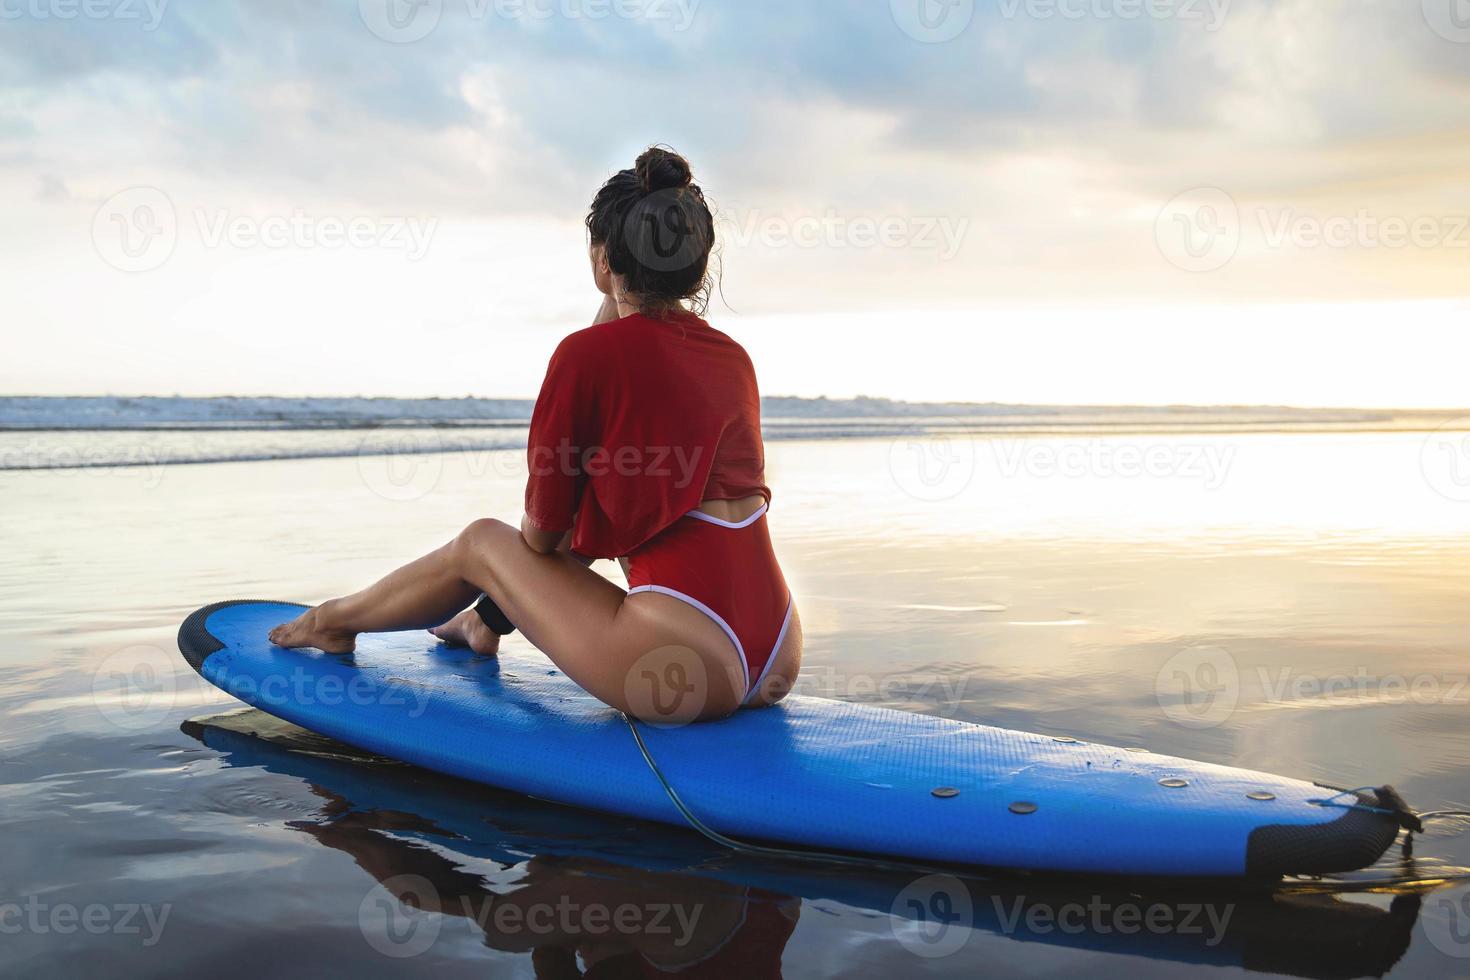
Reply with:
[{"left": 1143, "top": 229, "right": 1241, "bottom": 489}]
[
  {"left": 184, "top": 710, "right": 1421, "bottom": 976},
  {"left": 179, "top": 600, "right": 1402, "bottom": 878}
]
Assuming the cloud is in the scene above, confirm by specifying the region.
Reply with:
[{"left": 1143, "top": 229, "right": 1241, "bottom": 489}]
[
  {"left": 2, "top": 0, "right": 1468, "bottom": 322},
  {"left": 2, "top": 2, "right": 1464, "bottom": 201}
]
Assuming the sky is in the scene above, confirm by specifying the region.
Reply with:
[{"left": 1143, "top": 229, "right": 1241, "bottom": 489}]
[{"left": 2, "top": 0, "right": 1469, "bottom": 406}]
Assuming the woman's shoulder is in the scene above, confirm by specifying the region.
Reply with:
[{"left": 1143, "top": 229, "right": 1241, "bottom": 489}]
[
  {"left": 561, "top": 311, "right": 750, "bottom": 364},
  {"left": 548, "top": 313, "right": 668, "bottom": 373},
  {"left": 563, "top": 311, "right": 656, "bottom": 348},
  {"left": 694, "top": 317, "right": 754, "bottom": 365},
  {"left": 552, "top": 318, "right": 625, "bottom": 359}
]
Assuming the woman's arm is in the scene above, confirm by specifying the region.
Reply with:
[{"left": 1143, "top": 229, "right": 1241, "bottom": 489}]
[
  {"left": 519, "top": 299, "right": 612, "bottom": 556},
  {"left": 520, "top": 518, "right": 595, "bottom": 569},
  {"left": 591, "top": 293, "right": 620, "bottom": 326},
  {"left": 520, "top": 514, "right": 566, "bottom": 555},
  {"left": 521, "top": 334, "right": 587, "bottom": 553}
]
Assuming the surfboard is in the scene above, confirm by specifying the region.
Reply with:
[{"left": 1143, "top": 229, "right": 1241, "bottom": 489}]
[
  {"left": 184, "top": 710, "right": 1422, "bottom": 977},
  {"left": 178, "top": 600, "right": 1402, "bottom": 878}
]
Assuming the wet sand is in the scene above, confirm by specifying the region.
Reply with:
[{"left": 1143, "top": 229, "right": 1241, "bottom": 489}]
[{"left": 3, "top": 430, "right": 1469, "bottom": 977}]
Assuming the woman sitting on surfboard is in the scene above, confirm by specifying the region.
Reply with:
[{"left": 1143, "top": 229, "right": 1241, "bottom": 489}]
[{"left": 269, "top": 146, "right": 801, "bottom": 723}]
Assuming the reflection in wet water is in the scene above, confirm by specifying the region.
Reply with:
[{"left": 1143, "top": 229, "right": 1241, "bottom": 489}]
[
  {"left": 3, "top": 432, "right": 1470, "bottom": 976},
  {"left": 170, "top": 710, "right": 1443, "bottom": 978}
]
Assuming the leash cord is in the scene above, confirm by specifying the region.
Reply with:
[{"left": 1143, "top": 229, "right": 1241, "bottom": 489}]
[
  {"left": 621, "top": 713, "right": 985, "bottom": 880},
  {"left": 627, "top": 725, "right": 1470, "bottom": 876}
]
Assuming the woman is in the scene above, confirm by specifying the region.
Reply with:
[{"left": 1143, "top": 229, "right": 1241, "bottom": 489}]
[{"left": 269, "top": 147, "right": 801, "bottom": 723}]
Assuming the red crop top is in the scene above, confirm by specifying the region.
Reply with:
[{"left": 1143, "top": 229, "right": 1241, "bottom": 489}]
[{"left": 523, "top": 311, "right": 770, "bottom": 559}]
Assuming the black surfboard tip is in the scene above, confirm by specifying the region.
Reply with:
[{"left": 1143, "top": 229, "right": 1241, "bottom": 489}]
[
  {"left": 177, "top": 599, "right": 307, "bottom": 675},
  {"left": 1245, "top": 788, "right": 1403, "bottom": 878}
]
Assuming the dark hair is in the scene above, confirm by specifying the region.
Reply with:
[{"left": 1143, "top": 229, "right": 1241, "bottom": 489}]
[{"left": 585, "top": 146, "right": 715, "bottom": 315}]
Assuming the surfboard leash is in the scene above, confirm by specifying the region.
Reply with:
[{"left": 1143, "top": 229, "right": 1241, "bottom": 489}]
[
  {"left": 1309, "top": 784, "right": 1470, "bottom": 835},
  {"left": 621, "top": 713, "right": 994, "bottom": 880},
  {"left": 625, "top": 725, "right": 1470, "bottom": 876}
]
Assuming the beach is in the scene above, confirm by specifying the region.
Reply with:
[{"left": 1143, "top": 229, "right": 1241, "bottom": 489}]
[
  {"left": 7, "top": 0, "right": 1470, "bottom": 973},
  {"left": 3, "top": 419, "right": 1469, "bottom": 976}
]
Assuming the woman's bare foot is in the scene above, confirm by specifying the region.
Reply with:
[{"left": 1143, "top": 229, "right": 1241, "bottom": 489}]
[
  {"left": 268, "top": 604, "right": 358, "bottom": 654},
  {"left": 428, "top": 608, "right": 501, "bottom": 656}
]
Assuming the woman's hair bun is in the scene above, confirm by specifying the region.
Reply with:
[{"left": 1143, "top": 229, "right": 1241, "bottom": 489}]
[
  {"left": 585, "top": 145, "right": 714, "bottom": 315},
  {"left": 635, "top": 146, "right": 693, "bottom": 193}
]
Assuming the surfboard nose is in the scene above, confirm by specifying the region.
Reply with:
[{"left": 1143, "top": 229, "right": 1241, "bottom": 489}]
[
  {"left": 178, "top": 600, "right": 308, "bottom": 674},
  {"left": 1244, "top": 788, "right": 1404, "bottom": 877}
]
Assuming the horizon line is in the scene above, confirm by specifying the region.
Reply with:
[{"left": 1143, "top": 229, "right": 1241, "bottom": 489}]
[{"left": 3, "top": 393, "right": 1470, "bottom": 415}]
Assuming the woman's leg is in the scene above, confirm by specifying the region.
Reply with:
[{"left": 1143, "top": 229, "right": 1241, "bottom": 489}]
[
  {"left": 268, "top": 518, "right": 746, "bottom": 721},
  {"left": 268, "top": 539, "right": 483, "bottom": 654},
  {"left": 429, "top": 527, "right": 587, "bottom": 656},
  {"left": 426, "top": 607, "right": 501, "bottom": 655}
]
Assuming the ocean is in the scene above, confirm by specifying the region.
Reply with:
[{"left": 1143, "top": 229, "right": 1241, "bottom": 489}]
[{"left": 2, "top": 398, "right": 1469, "bottom": 977}]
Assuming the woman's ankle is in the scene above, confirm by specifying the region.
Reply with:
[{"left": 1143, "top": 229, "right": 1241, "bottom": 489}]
[{"left": 314, "top": 598, "right": 349, "bottom": 635}]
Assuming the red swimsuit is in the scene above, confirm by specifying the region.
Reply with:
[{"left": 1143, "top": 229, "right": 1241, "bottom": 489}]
[
  {"left": 522, "top": 312, "right": 791, "bottom": 700},
  {"left": 625, "top": 505, "right": 792, "bottom": 700}
]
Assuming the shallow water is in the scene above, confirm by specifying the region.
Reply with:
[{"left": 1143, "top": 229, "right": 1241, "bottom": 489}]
[{"left": 3, "top": 431, "right": 1470, "bottom": 977}]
